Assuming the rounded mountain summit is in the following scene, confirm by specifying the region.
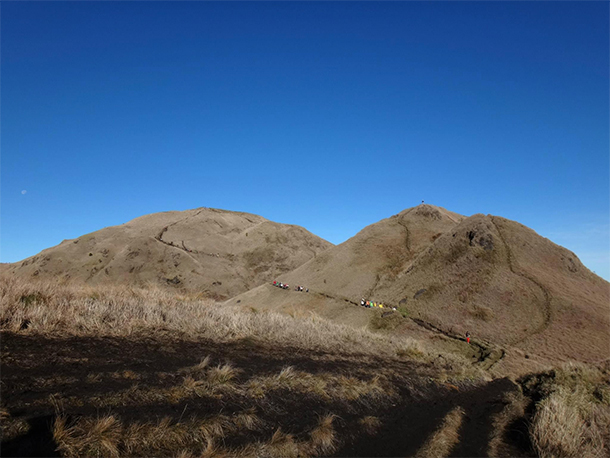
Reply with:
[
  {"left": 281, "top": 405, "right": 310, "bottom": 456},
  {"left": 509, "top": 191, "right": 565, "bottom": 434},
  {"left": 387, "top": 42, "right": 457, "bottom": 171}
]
[
  {"left": 225, "top": 204, "right": 609, "bottom": 372},
  {"left": 4, "top": 207, "right": 332, "bottom": 300}
]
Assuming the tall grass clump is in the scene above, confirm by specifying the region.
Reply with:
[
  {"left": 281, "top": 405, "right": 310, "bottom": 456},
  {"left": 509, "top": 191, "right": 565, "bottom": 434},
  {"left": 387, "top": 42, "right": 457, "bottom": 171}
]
[{"left": 523, "top": 362, "right": 610, "bottom": 458}]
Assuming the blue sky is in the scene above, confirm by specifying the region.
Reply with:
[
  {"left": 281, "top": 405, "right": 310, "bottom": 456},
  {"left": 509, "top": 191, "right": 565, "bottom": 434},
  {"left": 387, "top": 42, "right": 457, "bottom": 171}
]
[{"left": 2, "top": 1, "right": 609, "bottom": 280}]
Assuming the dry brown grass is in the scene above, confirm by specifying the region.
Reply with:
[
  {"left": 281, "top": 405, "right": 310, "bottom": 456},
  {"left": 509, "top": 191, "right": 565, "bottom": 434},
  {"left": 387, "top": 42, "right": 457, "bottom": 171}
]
[
  {"left": 395, "top": 337, "right": 426, "bottom": 359},
  {"left": 359, "top": 415, "right": 382, "bottom": 435},
  {"left": 0, "top": 408, "right": 30, "bottom": 442},
  {"left": 415, "top": 406, "right": 465, "bottom": 458},
  {"left": 235, "top": 418, "right": 341, "bottom": 458},
  {"left": 2, "top": 277, "right": 498, "bottom": 457},
  {"left": 470, "top": 304, "right": 494, "bottom": 321},
  {"left": 431, "top": 351, "right": 490, "bottom": 383},
  {"left": 246, "top": 365, "right": 392, "bottom": 404},
  {"left": 182, "top": 361, "right": 240, "bottom": 397},
  {"left": 528, "top": 363, "right": 610, "bottom": 458},
  {"left": 486, "top": 390, "right": 529, "bottom": 457},
  {"left": 368, "top": 309, "right": 404, "bottom": 331},
  {"left": 54, "top": 415, "right": 122, "bottom": 458},
  {"left": 40, "top": 360, "right": 393, "bottom": 422},
  {"left": 309, "top": 413, "right": 338, "bottom": 455},
  {"left": 52, "top": 409, "right": 266, "bottom": 458},
  {"left": 0, "top": 277, "right": 436, "bottom": 362}
]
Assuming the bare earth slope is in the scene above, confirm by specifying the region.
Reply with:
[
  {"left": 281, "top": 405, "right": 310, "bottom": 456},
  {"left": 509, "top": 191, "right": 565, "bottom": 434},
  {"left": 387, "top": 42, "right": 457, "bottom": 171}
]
[
  {"left": 226, "top": 204, "right": 609, "bottom": 372},
  {"left": 3, "top": 208, "right": 332, "bottom": 299}
]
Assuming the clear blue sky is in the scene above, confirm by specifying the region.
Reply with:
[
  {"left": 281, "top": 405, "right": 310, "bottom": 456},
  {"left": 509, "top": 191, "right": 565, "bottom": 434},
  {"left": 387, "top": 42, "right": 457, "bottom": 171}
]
[{"left": 2, "top": 1, "right": 609, "bottom": 280}]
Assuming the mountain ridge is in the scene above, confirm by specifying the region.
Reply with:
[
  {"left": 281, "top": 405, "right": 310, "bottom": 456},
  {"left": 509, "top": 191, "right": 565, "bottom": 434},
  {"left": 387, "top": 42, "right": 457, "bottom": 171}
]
[
  {"left": 223, "top": 204, "right": 609, "bottom": 374},
  {"left": 2, "top": 207, "right": 333, "bottom": 300}
]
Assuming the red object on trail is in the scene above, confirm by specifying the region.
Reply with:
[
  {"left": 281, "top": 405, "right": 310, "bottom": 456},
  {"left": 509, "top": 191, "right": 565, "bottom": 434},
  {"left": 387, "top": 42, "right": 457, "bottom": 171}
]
[{"left": 466, "top": 337, "right": 470, "bottom": 344}]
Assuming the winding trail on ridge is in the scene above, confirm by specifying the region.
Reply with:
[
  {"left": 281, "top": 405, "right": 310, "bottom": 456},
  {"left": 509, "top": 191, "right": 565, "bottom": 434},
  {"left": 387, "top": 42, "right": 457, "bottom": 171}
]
[
  {"left": 368, "top": 212, "right": 413, "bottom": 299},
  {"left": 153, "top": 209, "right": 208, "bottom": 265},
  {"left": 491, "top": 216, "right": 552, "bottom": 346},
  {"left": 153, "top": 210, "right": 223, "bottom": 265},
  {"left": 288, "top": 286, "right": 504, "bottom": 370},
  {"left": 303, "top": 210, "right": 505, "bottom": 371},
  {"left": 396, "top": 219, "right": 412, "bottom": 253}
]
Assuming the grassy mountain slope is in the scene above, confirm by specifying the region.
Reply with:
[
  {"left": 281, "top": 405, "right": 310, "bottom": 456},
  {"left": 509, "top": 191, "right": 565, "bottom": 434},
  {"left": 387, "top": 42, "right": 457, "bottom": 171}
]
[
  {"left": 3, "top": 207, "right": 332, "bottom": 300},
  {"left": 226, "top": 205, "right": 609, "bottom": 373}
]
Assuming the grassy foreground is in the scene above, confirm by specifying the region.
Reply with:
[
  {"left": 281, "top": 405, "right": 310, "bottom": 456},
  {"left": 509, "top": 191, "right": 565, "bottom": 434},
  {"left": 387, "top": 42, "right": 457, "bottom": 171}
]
[{"left": 1, "top": 277, "right": 609, "bottom": 457}]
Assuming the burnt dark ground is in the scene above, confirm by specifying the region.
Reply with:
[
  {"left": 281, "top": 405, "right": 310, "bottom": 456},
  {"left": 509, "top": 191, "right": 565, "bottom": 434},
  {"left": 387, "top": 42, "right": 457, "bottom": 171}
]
[{"left": 1, "top": 332, "right": 529, "bottom": 457}]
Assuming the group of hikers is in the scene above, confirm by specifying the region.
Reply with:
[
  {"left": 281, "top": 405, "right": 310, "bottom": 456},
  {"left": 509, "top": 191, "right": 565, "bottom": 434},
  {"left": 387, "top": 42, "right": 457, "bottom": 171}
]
[
  {"left": 359, "top": 298, "right": 397, "bottom": 311},
  {"left": 270, "top": 280, "right": 475, "bottom": 345},
  {"left": 272, "top": 281, "right": 309, "bottom": 293},
  {"left": 271, "top": 280, "right": 473, "bottom": 345}
]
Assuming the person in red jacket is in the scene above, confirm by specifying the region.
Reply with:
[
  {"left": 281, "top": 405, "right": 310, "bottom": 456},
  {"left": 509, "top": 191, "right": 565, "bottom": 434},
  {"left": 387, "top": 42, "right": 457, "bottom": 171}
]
[{"left": 466, "top": 331, "right": 471, "bottom": 344}]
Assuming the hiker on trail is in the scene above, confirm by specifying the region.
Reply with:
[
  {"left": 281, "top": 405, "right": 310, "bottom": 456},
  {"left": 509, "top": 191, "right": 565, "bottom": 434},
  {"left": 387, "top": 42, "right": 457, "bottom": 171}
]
[
  {"left": 273, "top": 281, "right": 277, "bottom": 286},
  {"left": 361, "top": 298, "right": 365, "bottom": 306},
  {"left": 365, "top": 300, "right": 370, "bottom": 307},
  {"left": 379, "top": 303, "right": 384, "bottom": 309},
  {"left": 306, "top": 288, "right": 309, "bottom": 293},
  {"left": 466, "top": 331, "right": 471, "bottom": 344}
]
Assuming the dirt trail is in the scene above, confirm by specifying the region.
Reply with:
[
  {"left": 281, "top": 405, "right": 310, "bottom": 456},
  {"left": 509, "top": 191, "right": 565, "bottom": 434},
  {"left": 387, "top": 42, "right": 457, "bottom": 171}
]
[
  {"left": 411, "top": 318, "right": 505, "bottom": 370},
  {"left": 154, "top": 210, "right": 229, "bottom": 264},
  {"left": 396, "top": 219, "right": 412, "bottom": 253},
  {"left": 277, "top": 286, "right": 505, "bottom": 370},
  {"left": 491, "top": 217, "right": 552, "bottom": 345},
  {"left": 366, "top": 274, "right": 381, "bottom": 300}
]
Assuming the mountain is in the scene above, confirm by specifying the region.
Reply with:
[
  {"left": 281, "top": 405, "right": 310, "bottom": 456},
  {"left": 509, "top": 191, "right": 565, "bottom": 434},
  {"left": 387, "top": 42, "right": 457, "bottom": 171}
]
[
  {"left": 2, "top": 207, "right": 332, "bottom": 300},
  {"left": 226, "top": 204, "right": 609, "bottom": 372}
]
